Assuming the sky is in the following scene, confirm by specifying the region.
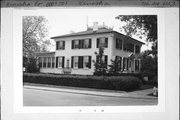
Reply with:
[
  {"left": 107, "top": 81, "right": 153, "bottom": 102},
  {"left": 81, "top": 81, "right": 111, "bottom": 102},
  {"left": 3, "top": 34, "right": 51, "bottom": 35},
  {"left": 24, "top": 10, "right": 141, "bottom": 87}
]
[{"left": 33, "top": 8, "right": 151, "bottom": 51}]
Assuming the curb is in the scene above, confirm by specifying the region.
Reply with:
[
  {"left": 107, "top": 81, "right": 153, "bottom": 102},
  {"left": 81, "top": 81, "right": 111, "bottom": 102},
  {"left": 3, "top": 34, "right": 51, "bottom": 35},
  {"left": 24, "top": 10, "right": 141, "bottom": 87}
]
[{"left": 24, "top": 84, "right": 157, "bottom": 100}]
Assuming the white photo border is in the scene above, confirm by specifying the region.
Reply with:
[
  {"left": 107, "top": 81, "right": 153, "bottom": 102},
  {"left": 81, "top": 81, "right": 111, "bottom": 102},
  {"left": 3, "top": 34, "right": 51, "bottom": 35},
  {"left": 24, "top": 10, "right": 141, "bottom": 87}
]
[{"left": 12, "top": 7, "right": 166, "bottom": 113}]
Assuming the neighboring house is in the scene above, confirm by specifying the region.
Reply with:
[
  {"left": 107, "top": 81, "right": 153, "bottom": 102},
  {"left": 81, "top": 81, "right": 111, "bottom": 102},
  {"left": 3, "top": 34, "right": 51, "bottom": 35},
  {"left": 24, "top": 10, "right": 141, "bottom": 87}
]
[{"left": 36, "top": 23, "right": 144, "bottom": 75}]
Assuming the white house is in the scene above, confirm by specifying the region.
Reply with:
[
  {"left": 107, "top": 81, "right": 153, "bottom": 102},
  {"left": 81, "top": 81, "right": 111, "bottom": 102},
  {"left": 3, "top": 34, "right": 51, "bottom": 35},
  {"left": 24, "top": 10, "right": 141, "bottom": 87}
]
[{"left": 37, "top": 23, "right": 144, "bottom": 75}]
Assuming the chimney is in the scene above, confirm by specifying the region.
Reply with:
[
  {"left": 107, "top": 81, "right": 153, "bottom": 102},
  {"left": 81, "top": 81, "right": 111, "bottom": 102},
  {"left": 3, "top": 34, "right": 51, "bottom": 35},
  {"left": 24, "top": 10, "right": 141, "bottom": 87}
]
[{"left": 93, "top": 22, "right": 98, "bottom": 32}]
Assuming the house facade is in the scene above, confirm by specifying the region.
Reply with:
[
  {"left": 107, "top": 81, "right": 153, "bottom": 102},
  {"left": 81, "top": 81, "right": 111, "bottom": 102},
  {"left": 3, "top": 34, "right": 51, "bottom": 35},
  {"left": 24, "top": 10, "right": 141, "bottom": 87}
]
[{"left": 37, "top": 25, "right": 144, "bottom": 75}]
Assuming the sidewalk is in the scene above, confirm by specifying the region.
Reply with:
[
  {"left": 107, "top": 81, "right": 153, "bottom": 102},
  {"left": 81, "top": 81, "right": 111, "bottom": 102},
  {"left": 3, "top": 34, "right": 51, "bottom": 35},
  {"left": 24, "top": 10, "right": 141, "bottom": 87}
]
[{"left": 24, "top": 83, "right": 157, "bottom": 100}]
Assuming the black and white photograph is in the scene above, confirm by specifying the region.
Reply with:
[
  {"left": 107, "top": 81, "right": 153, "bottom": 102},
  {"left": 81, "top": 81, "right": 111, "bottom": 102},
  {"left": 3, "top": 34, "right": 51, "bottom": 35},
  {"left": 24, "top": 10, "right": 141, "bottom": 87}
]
[
  {"left": 1, "top": 5, "right": 179, "bottom": 120},
  {"left": 22, "top": 9, "right": 158, "bottom": 106}
]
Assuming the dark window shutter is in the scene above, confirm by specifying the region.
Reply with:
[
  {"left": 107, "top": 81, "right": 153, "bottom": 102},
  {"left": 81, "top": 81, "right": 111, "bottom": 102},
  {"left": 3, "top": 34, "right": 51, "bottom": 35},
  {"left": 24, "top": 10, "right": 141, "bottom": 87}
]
[
  {"left": 72, "top": 40, "right": 74, "bottom": 49},
  {"left": 119, "top": 57, "right": 122, "bottom": 70},
  {"left": 97, "top": 38, "right": 99, "bottom": 48},
  {"left": 78, "top": 56, "right": 83, "bottom": 68},
  {"left": 123, "top": 58, "right": 125, "bottom": 70},
  {"left": 71, "top": 56, "right": 74, "bottom": 68},
  {"left": 56, "top": 57, "right": 58, "bottom": 68},
  {"left": 56, "top": 41, "right": 59, "bottom": 50},
  {"left": 62, "top": 57, "right": 65, "bottom": 68},
  {"left": 89, "top": 39, "right": 91, "bottom": 48},
  {"left": 79, "top": 40, "right": 82, "bottom": 49},
  {"left": 105, "top": 38, "right": 108, "bottom": 48},
  {"left": 116, "top": 38, "right": 119, "bottom": 49},
  {"left": 105, "top": 55, "right": 108, "bottom": 65},
  {"left": 127, "top": 58, "right": 129, "bottom": 70},
  {"left": 63, "top": 41, "right": 65, "bottom": 49},
  {"left": 88, "top": 56, "right": 91, "bottom": 68},
  {"left": 79, "top": 40, "right": 84, "bottom": 49}
]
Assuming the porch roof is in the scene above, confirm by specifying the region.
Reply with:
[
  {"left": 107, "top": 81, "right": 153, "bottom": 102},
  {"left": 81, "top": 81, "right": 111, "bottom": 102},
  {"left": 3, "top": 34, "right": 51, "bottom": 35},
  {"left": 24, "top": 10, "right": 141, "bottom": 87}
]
[{"left": 36, "top": 52, "right": 55, "bottom": 57}]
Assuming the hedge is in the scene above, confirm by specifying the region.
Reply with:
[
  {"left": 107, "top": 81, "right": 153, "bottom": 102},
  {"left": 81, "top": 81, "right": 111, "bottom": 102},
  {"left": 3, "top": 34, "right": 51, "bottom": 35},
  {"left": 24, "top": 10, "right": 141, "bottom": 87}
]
[{"left": 23, "top": 73, "right": 142, "bottom": 91}]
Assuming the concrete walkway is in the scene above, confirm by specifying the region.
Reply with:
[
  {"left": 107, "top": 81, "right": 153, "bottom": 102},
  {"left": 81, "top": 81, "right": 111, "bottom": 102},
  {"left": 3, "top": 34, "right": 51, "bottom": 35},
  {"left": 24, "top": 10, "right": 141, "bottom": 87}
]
[{"left": 24, "top": 83, "right": 157, "bottom": 100}]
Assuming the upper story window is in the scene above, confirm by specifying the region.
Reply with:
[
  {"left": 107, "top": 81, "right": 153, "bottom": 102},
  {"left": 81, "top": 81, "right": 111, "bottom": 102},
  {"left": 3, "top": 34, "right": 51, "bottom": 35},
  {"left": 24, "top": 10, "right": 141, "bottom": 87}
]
[
  {"left": 135, "top": 45, "right": 140, "bottom": 54},
  {"left": 116, "top": 38, "right": 122, "bottom": 50},
  {"left": 123, "top": 43, "right": 134, "bottom": 53},
  {"left": 72, "top": 39, "right": 91, "bottom": 49},
  {"left": 56, "top": 41, "right": 65, "bottom": 50},
  {"left": 97, "top": 37, "right": 108, "bottom": 48}
]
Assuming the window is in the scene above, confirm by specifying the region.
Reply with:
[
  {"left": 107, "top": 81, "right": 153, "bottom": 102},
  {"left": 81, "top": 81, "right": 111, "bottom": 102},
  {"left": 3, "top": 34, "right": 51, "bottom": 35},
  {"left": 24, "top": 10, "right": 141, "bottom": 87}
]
[
  {"left": 83, "top": 39, "right": 90, "bottom": 48},
  {"left": 72, "top": 39, "right": 91, "bottom": 49},
  {"left": 43, "top": 57, "right": 47, "bottom": 68},
  {"left": 56, "top": 41, "right": 65, "bottom": 50},
  {"left": 39, "top": 57, "right": 42, "bottom": 68},
  {"left": 71, "top": 56, "right": 91, "bottom": 69},
  {"left": 135, "top": 60, "right": 140, "bottom": 71},
  {"left": 123, "top": 43, "right": 134, "bottom": 52},
  {"left": 116, "top": 38, "right": 122, "bottom": 50},
  {"left": 83, "top": 56, "right": 91, "bottom": 69},
  {"left": 58, "top": 57, "right": 62, "bottom": 68},
  {"left": 52, "top": 57, "right": 55, "bottom": 68},
  {"left": 115, "top": 56, "right": 122, "bottom": 70},
  {"left": 47, "top": 57, "right": 51, "bottom": 68},
  {"left": 72, "top": 40, "right": 79, "bottom": 49},
  {"left": 74, "top": 56, "right": 78, "bottom": 68},
  {"left": 135, "top": 45, "right": 140, "bottom": 54},
  {"left": 56, "top": 56, "right": 64, "bottom": 68},
  {"left": 123, "top": 58, "right": 127, "bottom": 70},
  {"left": 97, "top": 37, "right": 108, "bottom": 48}
]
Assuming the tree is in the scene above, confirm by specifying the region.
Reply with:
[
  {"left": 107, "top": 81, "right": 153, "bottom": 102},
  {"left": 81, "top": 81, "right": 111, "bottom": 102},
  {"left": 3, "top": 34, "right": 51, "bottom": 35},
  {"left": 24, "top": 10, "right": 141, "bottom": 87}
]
[
  {"left": 116, "top": 15, "right": 158, "bottom": 79},
  {"left": 23, "top": 16, "right": 52, "bottom": 58},
  {"left": 93, "top": 47, "right": 107, "bottom": 75},
  {"left": 108, "top": 59, "right": 120, "bottom": 75},
  {"left": 115, "top": 15, "right": 157, "bottom": 57}
]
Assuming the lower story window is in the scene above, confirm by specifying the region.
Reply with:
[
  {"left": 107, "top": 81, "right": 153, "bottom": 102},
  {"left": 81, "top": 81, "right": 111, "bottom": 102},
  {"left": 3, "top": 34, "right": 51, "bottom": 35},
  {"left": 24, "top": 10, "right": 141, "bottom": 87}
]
[
  {"left": 135, "top": 60, "right": 140, "bottom": 71},
  {"left": 74, "top": 56, "right": 78, "bottom": 68},
  {"left": 39, "top": 57, "right": 42, "bottom": 68},
  {"left": 43, "top": 57, "right": 47, "bottom": 68},
  {"left": 58, "top": 57, "right": 63, "bottom": 68},
  {"left": 47, "top": 57, "right": 51, "bottom": 68},
  {"left": 52, "top": 57, "right": 55, "bottom": 68}
]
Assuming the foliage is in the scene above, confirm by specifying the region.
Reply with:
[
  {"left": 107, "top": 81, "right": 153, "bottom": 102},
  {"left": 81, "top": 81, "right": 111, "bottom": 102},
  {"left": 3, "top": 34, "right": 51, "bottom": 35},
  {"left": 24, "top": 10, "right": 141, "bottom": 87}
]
[
  {"left": 115, "top": 15, "right": 157, "bottom": 57},
  {"left": 93, "top": 47, "right": 108, "bottom": 75},
  {"left": 140, "top": 50, "right": 157, "bottom": 80},
  {"left": 25, "top": 57, "right": 39, "bottom": 73},
  {"left": 23, "top": 16, "right": 53, "bottom": 58},
  {"left": 23, "top": 73, "right": 142, "bottom": 91},
  {"left": 108, "top": 59, "right": 120, "bottom": 75}
]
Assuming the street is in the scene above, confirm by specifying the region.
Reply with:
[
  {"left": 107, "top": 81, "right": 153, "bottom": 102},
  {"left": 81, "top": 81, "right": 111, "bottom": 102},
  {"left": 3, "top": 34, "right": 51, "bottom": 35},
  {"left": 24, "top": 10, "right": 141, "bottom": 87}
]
[{"left": 23, "top": 87, "right": 157, "bottom": 106}]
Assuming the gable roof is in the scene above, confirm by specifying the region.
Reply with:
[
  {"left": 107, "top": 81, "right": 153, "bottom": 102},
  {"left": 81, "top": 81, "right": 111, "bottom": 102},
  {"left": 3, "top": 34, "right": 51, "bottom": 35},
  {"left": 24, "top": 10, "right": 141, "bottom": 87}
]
[{"left": 51, "top": 28, "right": 145, "bottom": 44}]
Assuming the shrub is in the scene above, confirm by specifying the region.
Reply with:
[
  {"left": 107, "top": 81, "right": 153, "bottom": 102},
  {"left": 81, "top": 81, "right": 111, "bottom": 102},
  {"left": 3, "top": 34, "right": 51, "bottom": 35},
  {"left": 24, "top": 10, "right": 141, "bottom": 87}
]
[
  {"left": 25, "top": 58, "right": 39, "bottom": 73},
  {"left": 23, "top": 73, "right": 142, "bottom": 91}
]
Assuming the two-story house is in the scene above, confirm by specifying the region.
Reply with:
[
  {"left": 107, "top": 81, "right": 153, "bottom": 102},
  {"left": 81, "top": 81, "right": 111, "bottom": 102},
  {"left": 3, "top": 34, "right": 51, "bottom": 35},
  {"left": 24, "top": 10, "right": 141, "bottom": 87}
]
[{"left": 36, "top": 23, "right": 144, "bottom": 75}]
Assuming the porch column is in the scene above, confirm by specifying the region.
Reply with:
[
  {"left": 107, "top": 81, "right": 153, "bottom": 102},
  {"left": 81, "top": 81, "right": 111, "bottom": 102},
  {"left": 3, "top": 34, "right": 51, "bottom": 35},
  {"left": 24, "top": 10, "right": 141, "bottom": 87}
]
[{"left": 42, "top": 57, "right": 44, "bottom": 68}]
